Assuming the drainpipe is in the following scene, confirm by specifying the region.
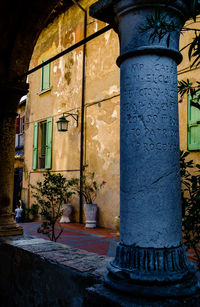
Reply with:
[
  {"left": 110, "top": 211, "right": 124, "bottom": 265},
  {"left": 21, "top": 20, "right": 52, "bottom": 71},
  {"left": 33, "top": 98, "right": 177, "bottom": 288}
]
[{"left": 72, "top": 1, "right": 87, "bottom": 224}]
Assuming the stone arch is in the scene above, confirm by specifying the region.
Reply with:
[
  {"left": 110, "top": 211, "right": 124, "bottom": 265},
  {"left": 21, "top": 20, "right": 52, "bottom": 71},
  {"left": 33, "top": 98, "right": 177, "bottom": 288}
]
[
  {"left": 0, "top": 0, "right": 74, "bottom": 235},
  {"left": 0, "top": 0, "right": 74, "bottom": 81}
]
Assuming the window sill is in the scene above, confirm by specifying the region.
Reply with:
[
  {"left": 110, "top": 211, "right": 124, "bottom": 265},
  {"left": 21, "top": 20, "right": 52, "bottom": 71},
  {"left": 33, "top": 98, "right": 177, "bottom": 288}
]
[
  {"left": 32, "top": 169, "right": 51, "bottom": 172},
  {"left": 15, "top": 145, "right": 24, "bottom": 150},
  {"left": 188, "top": 149, "right": 200, "bottom": 151},
  {"left": 37, "top": 86, "right": 52, "bottom": 96}
]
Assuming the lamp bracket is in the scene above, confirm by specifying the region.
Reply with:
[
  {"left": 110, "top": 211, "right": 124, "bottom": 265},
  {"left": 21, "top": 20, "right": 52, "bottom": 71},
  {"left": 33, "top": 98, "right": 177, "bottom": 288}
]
[{"left": 63, "top": 111, "right": 79, "bottom": 127}]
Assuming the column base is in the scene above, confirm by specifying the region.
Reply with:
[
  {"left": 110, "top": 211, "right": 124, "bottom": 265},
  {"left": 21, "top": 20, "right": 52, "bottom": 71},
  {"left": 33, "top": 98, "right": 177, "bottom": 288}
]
[
  {"left": 0, "top": 213, "right": 23, "bottom": 236},
  {"left": 105, "top": 243, "right": 200, "bottom": 297},
  {"left": 84, "top": 283, "right": 200, "bottom": 307}
]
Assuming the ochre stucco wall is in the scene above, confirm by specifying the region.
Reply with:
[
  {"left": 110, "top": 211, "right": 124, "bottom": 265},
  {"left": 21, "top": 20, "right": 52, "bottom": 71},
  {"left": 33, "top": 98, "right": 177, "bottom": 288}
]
[
  {"left": 23, "top": 3, "right": 200, "bottom": 229},
  {"left": 23, "top": 0, "right": 120, "bottom": 229},
  {"left": 178, "top": 19, "right": 200, "bottom": 167}
]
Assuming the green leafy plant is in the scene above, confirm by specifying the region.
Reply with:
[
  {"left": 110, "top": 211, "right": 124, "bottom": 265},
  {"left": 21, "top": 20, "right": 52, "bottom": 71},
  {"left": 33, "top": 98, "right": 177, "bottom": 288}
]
[
  {"left": 69, "top": 172, "right": 106, "bottom": 204},
  {"left": 178, "top": 79, "right": 195, "bottom": 98},
  {"left": 141, "top": 0, "right": 200, "bottom": 47},
  {"left": 178, "top": 80, "right": 200, "bottom": 110},
  {"left": 189, "top": 0, "right": 200, "bottom": 21},
  {"left": 64, "top": 190, "right": 74, "bottom": 203},
  {"left": 188, "top": 33, "right": 200, "bottom": 67},
  {"left": 140, "top": 8, "right": 178, "bottom": 47},
  {"left": 23, "top": 204, "right": 39, "bottom": 222},
  {"left": 31, "top": 171, "right": 72, "bottom": 242},
  {"left": 141, "top": 0, "right": 200, "bottom": 106},
  {"left": 180, "top": 151, "right": 200, "bottom": 269}
]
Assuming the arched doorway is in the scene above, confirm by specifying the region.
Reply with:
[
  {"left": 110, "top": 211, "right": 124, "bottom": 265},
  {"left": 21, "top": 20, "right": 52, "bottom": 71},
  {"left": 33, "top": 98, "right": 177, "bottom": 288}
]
[{"left": 0, "top": 0, "right": 74, "bottom": 235}]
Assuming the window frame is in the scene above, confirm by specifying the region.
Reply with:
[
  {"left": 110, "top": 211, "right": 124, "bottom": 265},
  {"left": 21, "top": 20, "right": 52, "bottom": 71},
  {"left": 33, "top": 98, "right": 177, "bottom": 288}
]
[
  {"left": 187, "top": 93, "right": 200, "bottom": 151},
  {"left": 32, "top": 117, "right": 53, "bottom": 170},
  {"left": 41, "top": 60, "right": 50, "bottom": 91},
  {"left": 19, "top": 116, "right": 24, "bottom": 135}
]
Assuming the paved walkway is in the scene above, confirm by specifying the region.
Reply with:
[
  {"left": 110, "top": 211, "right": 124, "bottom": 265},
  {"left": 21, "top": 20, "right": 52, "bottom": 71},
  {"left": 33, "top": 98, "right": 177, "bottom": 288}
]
[
  {"left": 20, "top": 222, "right": 199, "bottom": 266},
  {"left": 20, "top": 222, "right": 118, "bottom": 256}
]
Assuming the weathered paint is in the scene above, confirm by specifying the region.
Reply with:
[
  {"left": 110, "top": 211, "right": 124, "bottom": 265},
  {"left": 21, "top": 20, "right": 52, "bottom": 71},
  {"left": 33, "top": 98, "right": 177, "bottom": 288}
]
[
  {"left": 23, "top": 1, "right": 200, "bottom": 229},
  {"left": 178, "top": 20, "right": 200, "bottom": 167},
  {"left": 23, "top": 0, "right": 120, "bottom": 229}
]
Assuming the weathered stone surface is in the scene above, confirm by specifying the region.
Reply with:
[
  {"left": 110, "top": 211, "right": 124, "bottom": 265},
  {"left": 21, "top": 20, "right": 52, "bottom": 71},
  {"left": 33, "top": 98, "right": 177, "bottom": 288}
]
[
  {"left": 84, "top": 283, "right": 200, "bottom": 307},
  {"left": 120, "top": 55, "right": 182, "bottom": 248},
  {"left": 0, "top": 222, "right": 23, "bottom": 236},
  {"left": 110, "top": 244, "right": 196, "bottom": 282},
  {"left": 0, "top": 236, "right": 111, "bottom": 306},
  {"left": 107, "top": 237, "right": 119, "bottom": 256},
  {"left": 90, "top": 0, "right": 191, "bottom": 25}
]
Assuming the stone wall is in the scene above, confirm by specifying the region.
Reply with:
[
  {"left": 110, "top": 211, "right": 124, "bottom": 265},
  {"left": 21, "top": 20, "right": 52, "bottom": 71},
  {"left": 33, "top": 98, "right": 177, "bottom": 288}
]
[
  {"left": 0, "top": 236, "right": 111, "bottom": 307},
  {"left": 0, "top": 236, "right": 199, "bottom": 307}
]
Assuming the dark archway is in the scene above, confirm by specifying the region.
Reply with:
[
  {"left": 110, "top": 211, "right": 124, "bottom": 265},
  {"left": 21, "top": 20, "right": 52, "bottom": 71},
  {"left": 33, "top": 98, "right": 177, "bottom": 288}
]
[
  {"left": 0, "top": 0, "right": 74, "bottom": 235},
  {"left": 0, "top": 0, "right": 73, "bottom": 81}
]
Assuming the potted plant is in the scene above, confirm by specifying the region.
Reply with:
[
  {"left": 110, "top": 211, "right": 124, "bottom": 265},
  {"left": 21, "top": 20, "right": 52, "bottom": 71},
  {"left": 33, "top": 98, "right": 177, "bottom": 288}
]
[
  {"left": 70, "top": 172, "right": 106, "bottom": 228},
  {"left": 60, "top": 191, "right": 75, "bottom": 223}
]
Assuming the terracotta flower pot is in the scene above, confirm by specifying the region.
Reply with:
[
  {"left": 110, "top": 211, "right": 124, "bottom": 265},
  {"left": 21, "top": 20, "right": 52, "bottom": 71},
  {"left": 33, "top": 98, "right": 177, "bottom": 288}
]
[{"left": 84, "top": 203, "right": 98, "bottom": 228}]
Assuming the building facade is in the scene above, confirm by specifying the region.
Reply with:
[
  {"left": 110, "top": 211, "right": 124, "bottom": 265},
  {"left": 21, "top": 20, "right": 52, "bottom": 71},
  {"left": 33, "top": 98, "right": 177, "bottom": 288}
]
[
  {"left": 178, "top": 19, "right": 200, "bottom": 166},
  {"left": 22, "top": 0, "right": 200, "bottom": 229},
  {"left": 23, "top": 0, "right": 120, "bottom": 228},
  {"left": 14, "top": 96, "right": 26, "bottom": 211}
]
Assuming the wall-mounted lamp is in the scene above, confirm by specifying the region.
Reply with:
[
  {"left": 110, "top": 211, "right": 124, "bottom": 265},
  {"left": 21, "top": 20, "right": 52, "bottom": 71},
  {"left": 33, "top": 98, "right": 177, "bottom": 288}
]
[{"left": 56, "top": 111, "right": 79, "bottom": 132}]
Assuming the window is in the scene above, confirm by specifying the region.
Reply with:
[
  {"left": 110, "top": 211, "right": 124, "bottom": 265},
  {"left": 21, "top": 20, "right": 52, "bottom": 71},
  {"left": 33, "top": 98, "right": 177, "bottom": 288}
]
[
  {"left": 32, "top": 117, "right": 53, "bottom": 169},
  {"left": 41, "top": 60, "right": 50, "bottom": 91},
  {"left": 15, "top": 114, "right": 25, "bottom": 149},
  {"left": 188, "top": 94, "right": 200, "bottom": 150},
  {"left": 16, "top": 115, "right": 24, "bottom": 134},
  {"left": 39, "top": 121, "right": 47, "bottom": 168}
]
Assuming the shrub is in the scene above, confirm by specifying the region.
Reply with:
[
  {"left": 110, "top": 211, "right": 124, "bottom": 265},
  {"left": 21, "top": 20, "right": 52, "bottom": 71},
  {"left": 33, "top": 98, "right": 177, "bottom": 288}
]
[
  {"left": 69, "top": 172, "right": 106, "bottom": 204},
  {"left": 31, "top": 171, "right": 72, "bottom": 242},
  {"left": 180, "top": 151, "right": 200, "bottom": 269},
  {"left": 23, "top": 204, "right": 39, "bottom": 222}
]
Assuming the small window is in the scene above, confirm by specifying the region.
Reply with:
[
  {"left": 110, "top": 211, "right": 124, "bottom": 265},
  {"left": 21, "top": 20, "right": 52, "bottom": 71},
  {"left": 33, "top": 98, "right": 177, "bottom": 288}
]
[
  {"left": 32, "top": 117, "right": 53, "bottom": 170},
  {"left": 16, "top": 115, "right": 24, "bottom": 134},
  {"left": 188, "top": 94, "right": 200, "bottom": 150},
  {"left": 16, "top": 116, "right": 20, "bottom": 134},
  {"left": 41, "top": 60, "right": 50, "bottom": 91}
]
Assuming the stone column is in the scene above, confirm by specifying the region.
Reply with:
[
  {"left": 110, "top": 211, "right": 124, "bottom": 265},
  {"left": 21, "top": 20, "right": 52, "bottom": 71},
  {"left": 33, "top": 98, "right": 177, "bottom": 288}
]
[
  {"left": 90, "top": 0, "right": 199, "bottom": 297},
  {"left": 0, "top": 83, "right": 27, "bottom": 236}
]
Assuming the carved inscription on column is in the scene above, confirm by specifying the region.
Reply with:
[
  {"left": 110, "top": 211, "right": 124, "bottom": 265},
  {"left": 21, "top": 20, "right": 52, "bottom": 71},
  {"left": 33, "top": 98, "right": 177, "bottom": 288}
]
[{"left": 121, "top": 58, "right": 179, "bottom": 153}]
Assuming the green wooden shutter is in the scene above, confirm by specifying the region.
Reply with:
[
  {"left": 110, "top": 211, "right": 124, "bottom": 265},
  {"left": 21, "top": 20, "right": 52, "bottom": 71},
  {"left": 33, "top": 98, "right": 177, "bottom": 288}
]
[
  {"left": 45, "top": 117, "right": 53, "bottom": 169},
  {"left": 188, "top": 94, "right": 200, "bottom": 150},
  {"left": 41, "top": 60, "right": 50, "bottom": 90},
  {"left": 32, "top": 122, "right": 39, "bottom": 170}
]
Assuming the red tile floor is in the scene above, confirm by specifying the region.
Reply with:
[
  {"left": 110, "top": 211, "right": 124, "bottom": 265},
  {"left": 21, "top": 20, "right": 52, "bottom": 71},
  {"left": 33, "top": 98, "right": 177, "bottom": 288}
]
[
  {"left": 20, "top": 222, "right": 199, "bottom": 265},
  {"left": 20, "top": 222, "right": 118, "bottom": 256}
]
